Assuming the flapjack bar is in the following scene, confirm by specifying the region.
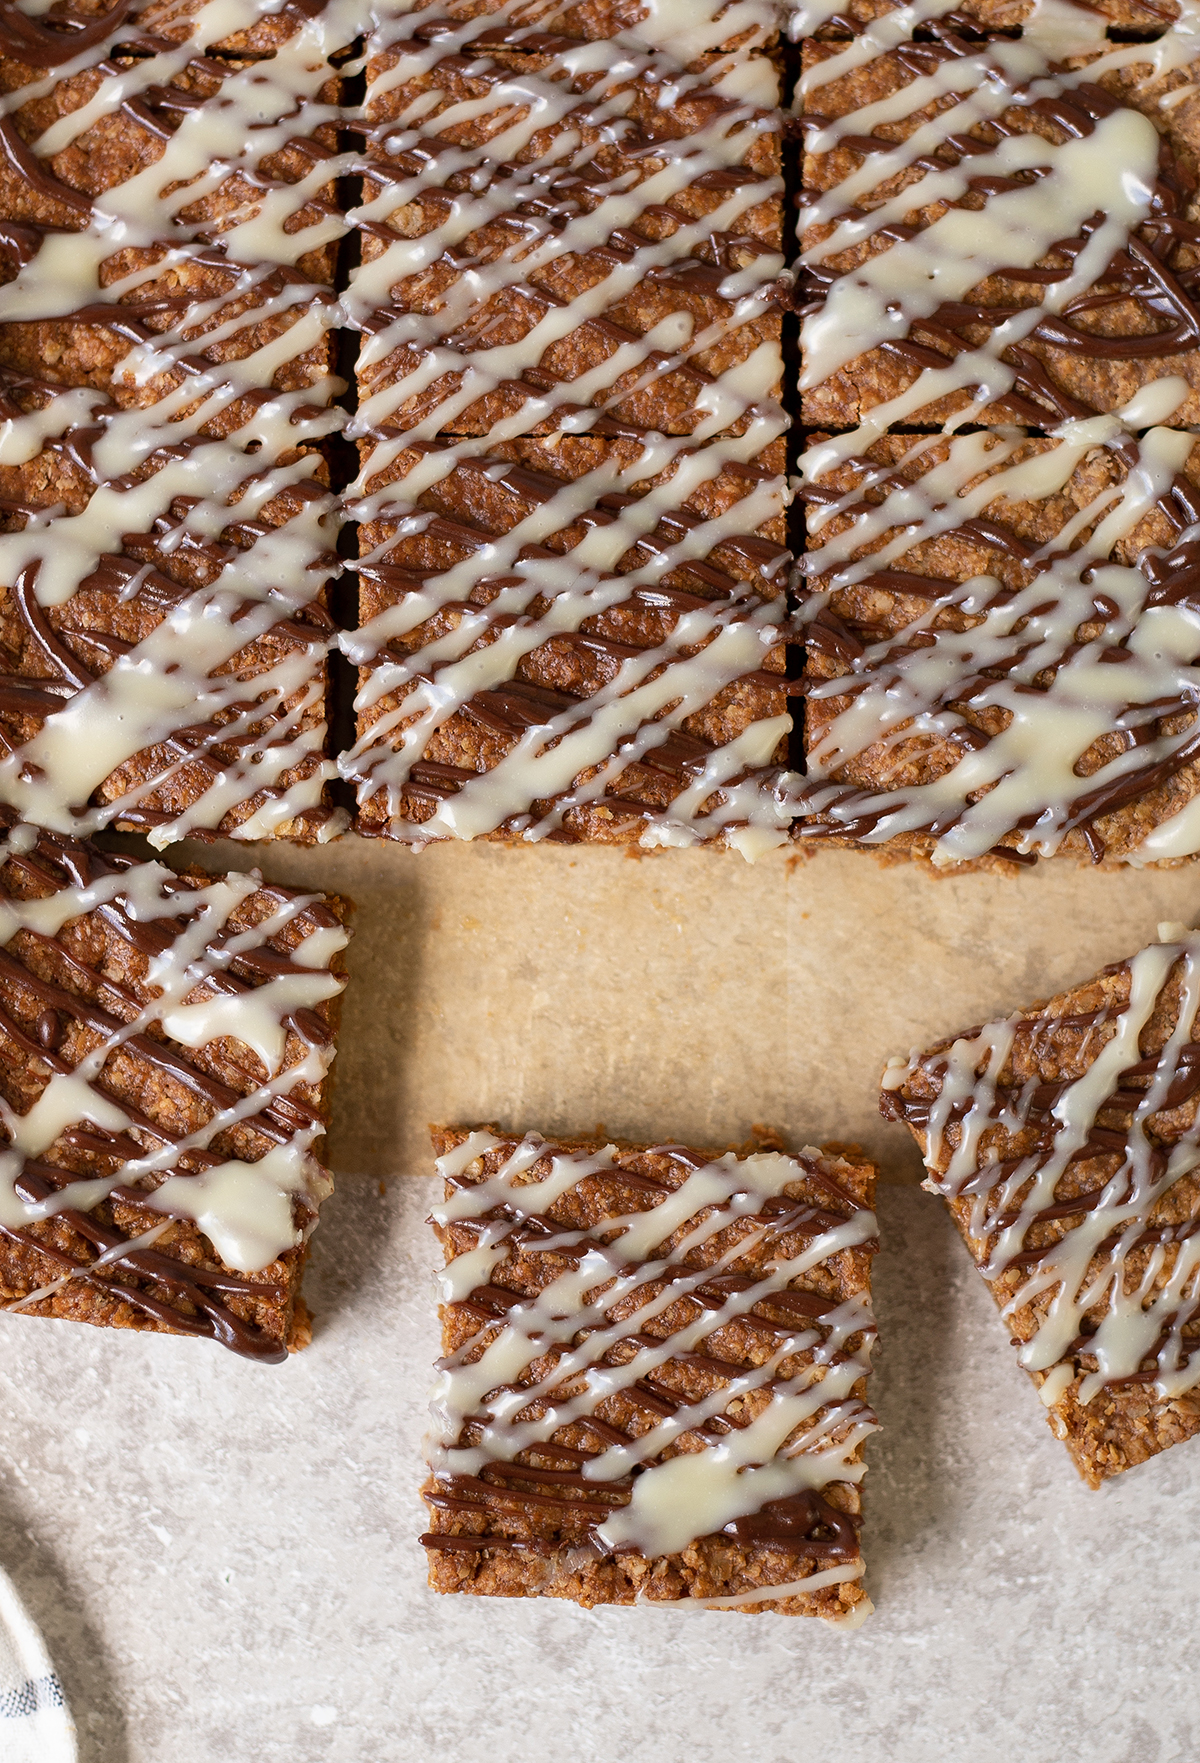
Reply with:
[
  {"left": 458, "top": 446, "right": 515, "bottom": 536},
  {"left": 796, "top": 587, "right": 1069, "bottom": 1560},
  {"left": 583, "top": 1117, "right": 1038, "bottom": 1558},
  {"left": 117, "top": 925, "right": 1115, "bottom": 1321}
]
[
  {"left": 0, "top": 814, "right": 349, "bottom": 1362},
  {"left": 794, "top": 425, "right": 1200, "bottom": 867},
  {"left": 344, "top": 432, "right": 793, "bottom": 848},
  {"left": 797, "top": 0, "right": 1200, "bottom": 429},
  {"left": 882, "top": 922, "right": 1200, "bottom": 1485},
  {"left": 423, "top": 1124, "right": 878, "bottom": 1621}
]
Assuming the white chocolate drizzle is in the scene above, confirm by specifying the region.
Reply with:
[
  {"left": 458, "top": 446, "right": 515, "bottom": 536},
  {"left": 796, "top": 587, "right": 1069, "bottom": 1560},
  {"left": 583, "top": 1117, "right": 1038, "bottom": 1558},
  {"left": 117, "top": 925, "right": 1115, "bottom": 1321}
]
[
  {"left": 884, "top": 928, "right": 1200, "bottom": 1419},
  {"left": 0, "top": 817, "right": 346, "bottom": 1362},
  {"left": 335, "top": 0, "right": 800, "bottom": 855},
  {"left": 424, "top": 1130, "right": 877, "bottom": 1606},
  {"left": 796, "top": 421, "right": 1200, "bottom": 863}
]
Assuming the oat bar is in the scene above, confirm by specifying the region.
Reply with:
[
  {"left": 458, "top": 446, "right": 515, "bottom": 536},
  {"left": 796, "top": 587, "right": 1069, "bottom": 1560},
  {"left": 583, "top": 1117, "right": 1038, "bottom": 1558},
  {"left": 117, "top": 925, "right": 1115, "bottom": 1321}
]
[
  {"left": 881, "top": 923, "right": 1200, "bottom": 1484},
  {"left": 794, "top": 426, "right": 1200, "bottom": 867},
  {"left": 797, "top": 1, "right": 1200, "bottom": 429},
  {"left": 346, "top": 21, "right": 785, "bottom": 443},
  {"left": 343, "top": 432, "right": 792, "bottom": 848},
  {"left": 0, "top": 814, "right": 349, "bottom": 1361},
  {"left": 422, "top": 1124, "right": 878, "bottom": 1620}
]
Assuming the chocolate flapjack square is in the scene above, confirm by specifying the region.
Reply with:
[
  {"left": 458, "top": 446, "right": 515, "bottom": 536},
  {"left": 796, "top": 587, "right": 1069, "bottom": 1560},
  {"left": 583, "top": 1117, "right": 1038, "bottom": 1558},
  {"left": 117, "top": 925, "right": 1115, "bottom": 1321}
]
[
  {"left": 348, "top": 22, "right": 785, "bottom": 444},
  {"left": 341, "top": 431, "right": 794, "bottom": 850},
  {"left": 793, "top": 426, "right": 1200, "bottom": 868},
  {"left": 799, "top": 0, "right": 1176, "bottom": 35},
  {"left": 0, "top": 369, "right": 341, "bottom": 845},
  {"left": 423, "top": 1125, "right": 878, "bottom": 1620},
  {"left": 0, "top": 816, "right": 349, "bottom": 1362},
  {"left": 798, "top": 3, "right": 1200, "bottom": 429},
  {"left": 882, "top": 922, "right": 1200, "bottom": 1484}
]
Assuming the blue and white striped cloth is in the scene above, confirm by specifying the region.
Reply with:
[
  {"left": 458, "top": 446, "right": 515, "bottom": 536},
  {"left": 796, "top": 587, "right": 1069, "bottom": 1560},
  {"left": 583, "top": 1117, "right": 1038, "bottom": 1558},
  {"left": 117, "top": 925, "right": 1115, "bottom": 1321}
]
[{"left": 0, "top": 1566, "right": 75, "bottom": 1762}]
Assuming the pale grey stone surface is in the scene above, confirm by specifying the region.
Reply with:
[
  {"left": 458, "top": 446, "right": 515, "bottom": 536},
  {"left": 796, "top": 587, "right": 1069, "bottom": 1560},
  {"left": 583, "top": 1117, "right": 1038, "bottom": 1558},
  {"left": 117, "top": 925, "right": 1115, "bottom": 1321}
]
[{"left": 2, "top": 1178, "right": 1197, "bottom": 1763}]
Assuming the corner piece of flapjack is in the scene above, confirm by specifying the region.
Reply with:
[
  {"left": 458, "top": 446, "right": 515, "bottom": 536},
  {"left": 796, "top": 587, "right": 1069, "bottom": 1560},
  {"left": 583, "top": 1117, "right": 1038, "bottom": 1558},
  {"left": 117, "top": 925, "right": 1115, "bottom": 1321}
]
[
  {"left": 794, "top": 425, "right": 1200, "bottom": 869},
  {"left": 881, "top": 923, "right": 1200, "bottom": 1485},
  {"left": 422, "top": 1124, "right": 878, "bottom": 1622},
  {"left": 798, "top": 0, "right": 1200, "bottom": 428},
  {"left": 0, "top": 815, "right": 350, "bottom": 1361}
]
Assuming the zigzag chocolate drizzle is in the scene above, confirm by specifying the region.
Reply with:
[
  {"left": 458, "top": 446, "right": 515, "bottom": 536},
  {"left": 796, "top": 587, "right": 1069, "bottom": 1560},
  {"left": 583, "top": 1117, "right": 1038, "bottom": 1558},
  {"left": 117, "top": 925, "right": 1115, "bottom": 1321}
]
[
  {"left": 881, "top": 927, "right": 1200, "bottom": 1429},
  {"left": 423, "top": 1130, "right": 877, "bottom": 1608},
  {"left": 0, "top": 810, "right": 347, "bottom": 1360}
]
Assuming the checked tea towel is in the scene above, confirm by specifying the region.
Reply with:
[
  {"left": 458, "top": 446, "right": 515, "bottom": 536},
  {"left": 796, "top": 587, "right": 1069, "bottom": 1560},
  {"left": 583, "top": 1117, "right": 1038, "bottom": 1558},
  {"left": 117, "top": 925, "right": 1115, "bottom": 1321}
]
[{"left": 0, "top": 1565, "right": 75, "bottom": 1762}]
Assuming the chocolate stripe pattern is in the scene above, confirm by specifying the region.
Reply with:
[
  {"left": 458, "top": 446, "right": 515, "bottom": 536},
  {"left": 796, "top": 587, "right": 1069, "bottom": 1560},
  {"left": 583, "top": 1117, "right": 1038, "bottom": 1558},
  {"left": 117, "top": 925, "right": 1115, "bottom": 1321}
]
[
  {"left": 792, "top": 0, "right": 1200, "bottom": 865},
  {"left": 423, "top": 1127, "right": 878, "bottom": 1619},
  {"left": 336, "top": 0, "right": 800, "bottom": 855},
  {"left": 0, "top": 0, "right": 366, "bottom": 843},
  {"left": 882, "top": 922, "right": 1200, "bottom": 1482},
  {"left": 0, "top": 813, "right": 347, "bottom": 1361}
]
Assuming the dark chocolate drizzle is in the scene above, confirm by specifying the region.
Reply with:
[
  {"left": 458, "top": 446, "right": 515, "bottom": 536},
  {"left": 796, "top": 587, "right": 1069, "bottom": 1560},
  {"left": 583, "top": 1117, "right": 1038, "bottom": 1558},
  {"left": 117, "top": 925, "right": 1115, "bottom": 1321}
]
[
  {"left": 0, "top": 811, "right": 341, "bottom": 1362},
  {"left": 882, "top": 944, "right": 1200, "bottom": 1397},
  {"left": 424, "top": 1136, "right": 877, "bottom": 1594}
]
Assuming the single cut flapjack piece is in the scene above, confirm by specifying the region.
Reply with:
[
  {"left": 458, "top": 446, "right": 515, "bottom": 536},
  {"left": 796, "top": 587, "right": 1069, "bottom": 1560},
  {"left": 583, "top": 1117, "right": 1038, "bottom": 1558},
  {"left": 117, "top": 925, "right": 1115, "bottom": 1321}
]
[
  {"left": 346, "top": 19, "right": 784, "bottom": 444},
  {"left": 881, "top": 923, "right": 1200, "bottom": 1485},
  {"left": 794, "top": 424, "right": 1200, "bottom": 868},
  {"left": 0, "top": 813, "right": 349, "bottom": 1362},
  {"left": 342, "top": 432, "right": 793, "bottom": 851},
  {"left": 0, "top": 0, "right": 351, "bottom": 300},
  {"left": 422, "top": 1125, "right": 879, "bottom": 1621},
  {"left": 797, "top": 0, "right": 1200, "bottom": 429},
  {"left": 0, "top": 0, "right": 362, "bottom": 842},
  {"left": 0, "top": 366, "right": 341, "bottom": 844}
]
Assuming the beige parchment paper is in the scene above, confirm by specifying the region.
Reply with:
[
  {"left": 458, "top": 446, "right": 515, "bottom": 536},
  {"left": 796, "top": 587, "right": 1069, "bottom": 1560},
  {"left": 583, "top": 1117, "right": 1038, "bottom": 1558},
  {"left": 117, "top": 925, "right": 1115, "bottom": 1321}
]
[{"left": 168, "top": 834, "right": 1200, "bottom": 1182}]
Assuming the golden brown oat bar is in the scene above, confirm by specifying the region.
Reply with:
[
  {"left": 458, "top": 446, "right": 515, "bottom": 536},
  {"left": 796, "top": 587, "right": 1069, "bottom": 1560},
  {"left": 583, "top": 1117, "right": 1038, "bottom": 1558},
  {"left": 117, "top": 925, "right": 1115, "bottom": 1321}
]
[
  {"left": 341, "top": 432, "right": 794, "bottom": 849},
  {"left": 796, "top": 1, "right": 1200, "bottom": 429},
  {"left": 423, "top": 1125, "right": 878, "bottom": 1621},
  {"left": 793, "top": 426, "right": 1200, "bottom": 868},
  {"left": 0, "top": 0, "right": 358, "bottom": 843},
  {"left": 0, "top": 0, "right": 347, "bottom": 289},
  {"left": 0, "top": 814, "right": 350, "bottom": 1362},
  {"left": 347, "top": 25, "right": 784, "bottom": 442},
  {"left": 881, "top": 924, "right": 1200, "bottom": 1485},
  {"left": 0, "top": 372, "right": 340, "bottom": 844}
]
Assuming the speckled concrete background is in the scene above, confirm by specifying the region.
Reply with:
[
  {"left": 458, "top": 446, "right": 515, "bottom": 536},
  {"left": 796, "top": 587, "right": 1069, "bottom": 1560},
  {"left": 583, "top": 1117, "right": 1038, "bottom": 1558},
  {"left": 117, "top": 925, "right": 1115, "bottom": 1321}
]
[{"left": 3, "top": 842, "right": 1200, "bottom": 1761}]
